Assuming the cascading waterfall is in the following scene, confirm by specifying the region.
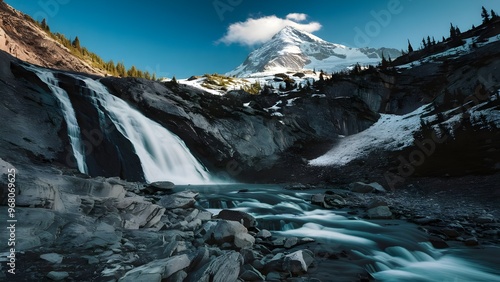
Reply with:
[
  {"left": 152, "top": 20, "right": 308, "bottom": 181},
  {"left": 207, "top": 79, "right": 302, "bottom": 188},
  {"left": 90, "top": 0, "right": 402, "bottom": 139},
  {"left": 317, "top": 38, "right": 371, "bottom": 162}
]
[
  {"left": 29, "top": 67, "right": 88, "bottom": 174},
  {"left": 78, "top": 76, "right": 212, "bottom": 184}
]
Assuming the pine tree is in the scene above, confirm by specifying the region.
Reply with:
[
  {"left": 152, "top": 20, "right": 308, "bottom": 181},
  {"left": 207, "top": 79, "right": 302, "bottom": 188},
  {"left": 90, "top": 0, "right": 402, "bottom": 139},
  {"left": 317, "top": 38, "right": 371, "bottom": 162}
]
[
  {"left": 72, "top": 36, "right": 81, "bottom": 50},
  {"left": 127, "top": 65, "right": 138, "bottom": 77},
  {"left": 450, "top": 23, "right": 456, "bottom": 38},
  {"left": 481, "top": 6, "right": 490, "bottom": 24},
  {"left": 407, "top": 39, "right": 414, "bottom": 53},
  {"left": 442, "top": 36, "right": 446, "bottom": 42},
  {"left": 171, "top": 76, "right": 178, "bottom": 85},
  {"left": 426, "top": 36, "right": 432, "bottom": 47},
  {"left": 422, "top": 38, "right": 427, "bottom": 49},
  {"left": 152, "top": 73, "right": 157, "bottom": 81},
  {"left": 40, "top": 18, "right": 50, "bottom": 31},
  {"left": 432, "top": 36, "right": 436, "bottom": 45},
  {"left": 492, "top": 10, "right": 498, "bottom": 19},
  {"left": 455, "top": 26, "right": 461, "bottom": 35},
  {"left": 116, "top": 62, "right": 126, "bottom": 77}
]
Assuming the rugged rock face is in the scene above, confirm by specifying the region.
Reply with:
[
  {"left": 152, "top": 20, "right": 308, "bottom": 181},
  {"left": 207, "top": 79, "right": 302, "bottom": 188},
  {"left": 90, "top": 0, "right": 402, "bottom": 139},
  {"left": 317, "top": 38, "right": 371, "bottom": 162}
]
[{"left": 0, "top": 1, "right": 103, "bottom": 75}]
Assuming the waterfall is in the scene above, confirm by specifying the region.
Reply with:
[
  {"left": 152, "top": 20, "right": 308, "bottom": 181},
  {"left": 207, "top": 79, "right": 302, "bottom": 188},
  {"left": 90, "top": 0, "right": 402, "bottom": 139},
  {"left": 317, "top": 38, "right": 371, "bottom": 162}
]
[
  {"left": 79, "top": 76, "right": 212, "bottom": 185},
  {"left": 29, "top": 67, "right": 88, "bottom": 174}
]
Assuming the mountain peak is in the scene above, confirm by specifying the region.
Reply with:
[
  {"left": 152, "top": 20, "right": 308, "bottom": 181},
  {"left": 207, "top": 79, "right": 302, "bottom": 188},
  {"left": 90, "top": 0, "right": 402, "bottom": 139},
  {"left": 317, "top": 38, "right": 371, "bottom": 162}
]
[{"left": 227, "top": 26, "right": 401, "bottom": 77}]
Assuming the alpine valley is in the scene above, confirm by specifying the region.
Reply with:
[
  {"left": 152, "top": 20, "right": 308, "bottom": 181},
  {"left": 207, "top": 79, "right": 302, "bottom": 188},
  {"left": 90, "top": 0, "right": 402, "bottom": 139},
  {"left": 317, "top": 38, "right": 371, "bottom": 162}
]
[{"left": 0, "top": 1, "right": 499, "bottom": 282}]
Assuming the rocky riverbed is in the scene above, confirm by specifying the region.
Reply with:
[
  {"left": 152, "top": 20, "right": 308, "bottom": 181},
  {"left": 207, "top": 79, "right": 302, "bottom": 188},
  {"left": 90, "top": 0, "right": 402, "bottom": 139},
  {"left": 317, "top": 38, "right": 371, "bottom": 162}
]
[{"left": 1, "top": 159, "right": 498, "bottom": 281}]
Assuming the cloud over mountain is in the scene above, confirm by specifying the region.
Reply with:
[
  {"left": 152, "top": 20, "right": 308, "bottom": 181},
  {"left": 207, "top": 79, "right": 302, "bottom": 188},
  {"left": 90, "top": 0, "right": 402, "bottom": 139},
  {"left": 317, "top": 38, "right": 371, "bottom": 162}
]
[{"left": 217, "top": 13, "right": 322, "bottom": 46}]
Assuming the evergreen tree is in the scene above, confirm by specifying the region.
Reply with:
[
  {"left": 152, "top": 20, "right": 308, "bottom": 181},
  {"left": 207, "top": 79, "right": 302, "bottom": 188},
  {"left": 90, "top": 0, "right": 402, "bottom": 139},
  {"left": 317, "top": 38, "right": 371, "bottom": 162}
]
[
  {"left": 381, "top": 53, "right": 389, "bottom": 68},
  {"left": 422, "top": 38, "right": 427, "bottom": 49},
  {"left": 171, "top": 76, "right": 178, "bottom": 85},
  {"left": 116, "top": 62, "right": 126, "bottom": 77},
  {"left": 426, "top": 36, "right": 432, "bottom": 47},
  {"left": 481, "top": 6, "right": 490, "bottom": 24},
  {"left": 152, "top": 73, "right": 157, "bottom": 81},
  {"left": 432, "top": 36, "right": 436, "bottom": 45},
  {"left": 407, "top": 39, "right": 414, "bottom": 53},
  {"left": 450, "top": 23, "right": 456, "bottom": 38},
  {"left": 455, "top": 26, "right": 461, "bottom": 35},
  {"left": 72, "top": 36, "right": 81, "bottom": 50},
  {"left": 472, "top": 24, "right": 476, "bottom": 29},
  {"left": 127, "top": 65, "right": 138, "bottom": 77},
  {"left": 442, "top": 36, "right": 446, "bottom": 42},
  {"left": 40, "top": 18, "right": 50, "bottom": 31},
  {"left": 492, "top": 10, "right": 498, "bottom": 19}
]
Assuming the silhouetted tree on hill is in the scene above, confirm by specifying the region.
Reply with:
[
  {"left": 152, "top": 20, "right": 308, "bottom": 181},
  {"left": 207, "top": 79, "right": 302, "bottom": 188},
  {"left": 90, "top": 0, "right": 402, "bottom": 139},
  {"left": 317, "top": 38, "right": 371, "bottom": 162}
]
[
  {"left": 72, "top": 36, "right": 81, "bottom": 50},
  {"left": 407, "top": 39, "right": 414, "bottom": 53},
  {"left": 481, "top": 6, "right": 490, "bottom": 24}
]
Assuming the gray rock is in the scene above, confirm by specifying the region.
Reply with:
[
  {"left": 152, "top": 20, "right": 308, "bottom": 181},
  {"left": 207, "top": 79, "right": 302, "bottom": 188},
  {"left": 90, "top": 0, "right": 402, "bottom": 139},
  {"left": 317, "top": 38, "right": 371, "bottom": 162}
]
[
  {"left": 464, "top": 237, "right": 479, "bottom": 246},
  {"left": 40, "top": 253, "right": 63, "bottom": 264},
  {"left": 367, "top": 206, "right": 392, "bottom": 219},
  {"left": 148, "top": 181, "right": 175, "bottom": 192},
  {"left": 240, "top": 265, "right": 265, "bottom": 281},
  {"left": 47, "top": 271, "right": 69, "bottom": 281},
  {"left": 349, "top": 182, "right": 386, "bottom": 193},
  {"left": 256, "top": 229, "right": 272, "bottom": 239},
  {"left": 187, "top": 251, "right": 243, "bottom": 282},
  {"left": 283, "top": 250, "right": 315, "bottom": 274},
  {"left": 196, "top": 211, "right": 213, "bottom": 221},
  {"left": 212, "top": 220, "right": 248, "bottom": 243},
  {"left": 284, "top": 237, "right": 299, "bottom": 249},
  {"left": 217, "top": 210, "right": 256, "bottom": 228},
  {"left": 160, "top": 191, "right": 199, "bottom": 209},
  {"left": 234, "top": 232, "right": 255, "bottom": 249},
  {"left": 119, "top": 254, "right": 191, "bottom": 282},
  {"left": 367, "top": 199, "right": 388, "bottom": 209},
  {"left": 311, "top": 194, "right": 325, "bottom": 206}
]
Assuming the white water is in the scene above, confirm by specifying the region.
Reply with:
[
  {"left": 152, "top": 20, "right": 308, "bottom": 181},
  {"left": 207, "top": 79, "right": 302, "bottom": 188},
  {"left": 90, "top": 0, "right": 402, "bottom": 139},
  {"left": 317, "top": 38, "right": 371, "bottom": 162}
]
[
  {"left": 193, "top": 184, "right": 500, "bottom": 282},
  {"left": 79, "top": 77, "right": 212, "bottom": 184},
  {"left": 29, "top": 67, "right": 88, "bottom": 174}
]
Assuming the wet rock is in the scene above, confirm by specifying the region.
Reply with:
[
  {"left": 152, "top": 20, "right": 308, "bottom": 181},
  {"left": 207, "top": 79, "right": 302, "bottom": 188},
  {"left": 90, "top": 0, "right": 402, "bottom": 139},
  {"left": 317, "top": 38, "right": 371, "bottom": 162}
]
[
  {"left": 256, "top": 229, "right": 272, "bottom": 239},
  {"left": 440, "top": 228, "right": 460, "bottom": 238},
  {"left": 367, "top": 206, "right": 392, "bottom": 219},
  {"left": 240, "top": 264, "right": 265, "bottom": 281},
  {"left": 429, "top": 236, "right": 449, "bottom": 249},
  {"left": 47, "top": 271, "right": 69, "bottom": 281},
  {"left": 196, "top": 211, "right": 213, "bottom": 221},
  {"left": 217, "top": 210, "right": 257, "bottom": 228},
  {"left": 119, "top": 254, "right": 191, "bottom": 282},
  {"left": 284, "top": 237, "right": 299, "bottom": 249},
  {"left": 186, "top": 251, "right": 243, "bottom": 282},
  {"left": 266, "top": 272, "right": 283, "bottom": 281},
  {"left": 283, "top": 250, "right": 315, "bottom": 274},
  {"left": 166, "top": 270, "right": 187, "bottom": 282},
  {"left": 212, "top": 220, "right": 248, "bottom": 244},
  {"left": 350, "top": 182, "right": 386, "bottom": 193},
  {"left": 235, "top": 233, "right": 255, "bottom": 249},
  {"left": 117, "top": 197, "right": 165, "bottom": 229},
  {"left": 464, "top": 237, "right": 479, "bottom": 246},
  {"left": 40, "top": 253, "right": 63, "bottom": 264},
  {"left": 325, "top": 194, "right": 346, "bottom": 207},
  {"left": 311, "top": 194, "right": 326, "bottom": 206},
  {"left": 159, "top": 191, "right": 198, "bottom": 209},
  {"left": 145, "top": 181, "right": 175, "bottom": 193}
]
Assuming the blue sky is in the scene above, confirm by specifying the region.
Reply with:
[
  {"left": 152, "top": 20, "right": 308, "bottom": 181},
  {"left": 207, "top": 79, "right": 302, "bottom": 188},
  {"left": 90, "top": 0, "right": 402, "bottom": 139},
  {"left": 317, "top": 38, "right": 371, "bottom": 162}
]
[{"left": 5, "top": 0, "right": 500, "bottom": 78}]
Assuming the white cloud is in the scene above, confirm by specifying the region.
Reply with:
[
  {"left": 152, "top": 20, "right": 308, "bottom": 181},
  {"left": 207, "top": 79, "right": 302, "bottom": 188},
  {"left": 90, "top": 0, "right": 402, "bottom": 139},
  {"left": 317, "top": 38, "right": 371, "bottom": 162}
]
[
  {"left": 217, "top": 13, "right": 322, "bottom": 46},
  {"left": 286, "top": 13, "right": 308, "bottom": 22}
]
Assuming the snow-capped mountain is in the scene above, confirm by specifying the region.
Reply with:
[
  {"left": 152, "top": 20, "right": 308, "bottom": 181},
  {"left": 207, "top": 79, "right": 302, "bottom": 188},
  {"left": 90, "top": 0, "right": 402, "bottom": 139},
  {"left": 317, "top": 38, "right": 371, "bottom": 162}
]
[{"left": 227, "top": 26, "right": 401, "bottom": 77}]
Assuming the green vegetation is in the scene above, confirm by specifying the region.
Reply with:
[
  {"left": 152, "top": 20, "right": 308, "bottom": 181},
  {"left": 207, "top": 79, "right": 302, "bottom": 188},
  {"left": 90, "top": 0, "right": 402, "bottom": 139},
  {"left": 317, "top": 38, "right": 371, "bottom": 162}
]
[
  {"left": 33, "top": 17, "right": 157, "bottom": 80},
  {"left": 201, "top": 73, "right": 240, "bottom": 91}
]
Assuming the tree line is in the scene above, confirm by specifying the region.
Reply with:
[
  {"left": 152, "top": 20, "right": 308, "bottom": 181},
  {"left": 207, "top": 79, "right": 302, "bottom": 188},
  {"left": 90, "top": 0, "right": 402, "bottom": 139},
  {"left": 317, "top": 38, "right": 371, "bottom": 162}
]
[{"left": 37, "top": 18, "right": 157, "bottom": 80}]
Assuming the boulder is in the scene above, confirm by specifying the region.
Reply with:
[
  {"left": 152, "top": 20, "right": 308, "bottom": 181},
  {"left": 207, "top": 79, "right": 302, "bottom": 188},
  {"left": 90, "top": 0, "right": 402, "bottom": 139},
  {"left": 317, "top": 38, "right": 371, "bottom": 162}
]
[
  {"left": 47, "top": 271, "right": 69, "bottom": 281},
  {"left": 284, "top": 237, "right": 299, "bottom": 249},
  {"left": 256, "top": 229, "right": 272, "bottom": 239},
  {"left": 212, "top": 220, "right": 248, "bottom": 244},
  {"left": 311, "top": 194, "right": 326, "bottom": 206},
  {"left": 240, "top": 265, "right": 265, "bottom": 281},
  {"left": 40, "top": 253, "right": 63, "bottom": 264},
  {"left": 464, "top": 237, "right": 479, "bottom": 246},
  {"left": 119, "top": 254, "right": 191, "bottom": 282},
  {"left": 282, "top": 250, "right": 315, "bottom": 274},
  {"left": 217, "top": 210, "right": 256, "bottom": 228},
  {"left": 159, "top": 191, "right": 198, "bottom": 209},
  {"left": 367, "top": 206, "right": 392, "bottom": 219},
  {"left": 234, "top": 233, "right": 255, "bottom": 249},
  {"left": 147, "top": 181, "right": 175, "bottom": 193},
  {"left": 187, "top": 251, "right": 243, "bottom": 282}
]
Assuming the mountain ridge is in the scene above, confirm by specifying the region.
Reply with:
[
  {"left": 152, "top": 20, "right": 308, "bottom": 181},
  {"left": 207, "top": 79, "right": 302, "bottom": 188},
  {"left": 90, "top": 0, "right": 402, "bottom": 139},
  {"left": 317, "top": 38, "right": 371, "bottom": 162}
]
[{"left": 227, "top": 26, "right": 401, "bottom": 77}]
